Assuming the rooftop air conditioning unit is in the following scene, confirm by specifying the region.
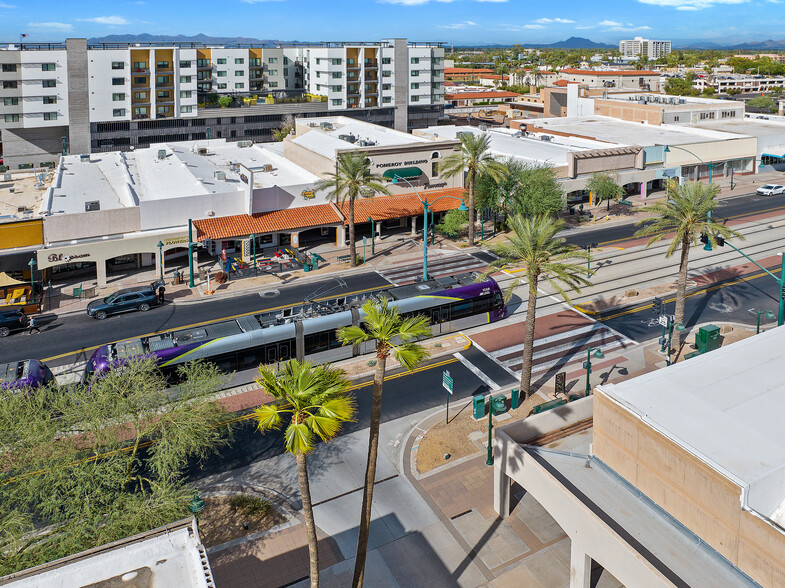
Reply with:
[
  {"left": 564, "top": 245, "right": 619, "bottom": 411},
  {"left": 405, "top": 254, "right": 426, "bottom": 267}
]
[
  {"left": 478, "top": 124, "right": 487, "bottom": 131},
  {"left": 79, "top": 154, "right": 90, "bottom": 162},
  {"left": 309, "top": 122, "right": 318, "bottom": 127},
  {"left": 237, "top": 140, "right": 253, "bottom": 148},
  {"left": 319, "top": 122, "right": 333, "bottom": 130},
  {"left": 157, "top": 149, "right": 167, "bottom": 160},
  {"left": 262, "top": 164, "right": 274, "bottom": 172},
  {"left": 197, "top": 147, "right": 208, "bottom": 155},
  {"left": 214, "top": 171, "right": 226, "bottom": 181},
  {"left": 85, "top": 200, "right": 100, "bottom": 212},
  {"left": 540, "top": 135, "right": 553, "bottom": 142}
]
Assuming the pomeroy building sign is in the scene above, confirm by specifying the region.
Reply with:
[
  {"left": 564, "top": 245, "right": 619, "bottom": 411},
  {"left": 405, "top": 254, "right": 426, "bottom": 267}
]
[{"left": 375, "top": 159, "right": 428, "bottom": 169}]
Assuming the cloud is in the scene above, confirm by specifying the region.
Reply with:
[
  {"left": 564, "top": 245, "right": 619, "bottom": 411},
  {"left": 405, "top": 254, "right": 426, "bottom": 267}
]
[
  {"left": 79, "top": 16, "right": 130, "bottom": 25},
  {"left": 0, "top": 3, "right": 16, "bottom": 7},
  {"left": 637, "top": 0, "right": 748, "bottom": 8},
  {"left": 27, "top": 22, "right": 73, "bottom": 30},
  {"left": 524, "top": 24, "right": 545, "bottom": 29},
  {"left": 438, "top": 20, "right": 478, "bottom": 29},
  {"left": 605, "top": 24, "right": 653, "bottom": 31},
  {"left": 534, "top": 17, "right": 575, "bottom": 23},
  {"left": 598, "top": 20, "right": 623, "bottom": 26}
]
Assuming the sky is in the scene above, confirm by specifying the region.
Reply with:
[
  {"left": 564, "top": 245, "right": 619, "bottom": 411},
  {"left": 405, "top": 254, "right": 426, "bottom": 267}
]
[{"left": 2, "top": 0, "right": 784, "bottom": 46}]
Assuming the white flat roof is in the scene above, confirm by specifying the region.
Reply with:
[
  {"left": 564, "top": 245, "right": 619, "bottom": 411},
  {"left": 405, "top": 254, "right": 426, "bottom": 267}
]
[
  {"left": 522, "top": 115, "right": 746, "bottom": 147},
  {"left": 688, "top": 116, "right": 785, "bottom": 139},
  {"left": 599, "top": 325, "right": 785, "bottom": 523},
  {"left": 420, "top": 125, "right": 620, "bottom": 167}
]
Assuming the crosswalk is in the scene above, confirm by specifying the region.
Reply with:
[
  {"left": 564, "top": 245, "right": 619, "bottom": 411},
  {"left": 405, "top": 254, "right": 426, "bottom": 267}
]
[{"left": 377, "top": 253, "right": 489, "bottom": 286}]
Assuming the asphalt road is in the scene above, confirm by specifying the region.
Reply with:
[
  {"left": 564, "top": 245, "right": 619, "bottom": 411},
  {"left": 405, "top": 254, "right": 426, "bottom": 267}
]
[
  {"left": 561, "top": 191, "right": 785, "bottom": 247},
  {"left": 1, "top": 272, "right": 390, "bottom": 367}
]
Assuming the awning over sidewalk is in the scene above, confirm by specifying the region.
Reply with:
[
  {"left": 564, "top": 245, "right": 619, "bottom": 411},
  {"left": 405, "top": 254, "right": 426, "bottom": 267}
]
[
  {"left": 339, "top": 188, "right": 467, "bottom": 224},
  {"left": 193, "top": 204, "right": 343, "bottom": 241},
  {"left": 382, "top": 167, "right": 423, "bottom": 180}
]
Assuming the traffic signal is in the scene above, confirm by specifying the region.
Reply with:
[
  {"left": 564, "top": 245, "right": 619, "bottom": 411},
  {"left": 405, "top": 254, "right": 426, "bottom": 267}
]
[
  {"left": 715, "top": 235, "right": 725, "bottom": 246},
  {"left": 700, "top": 232, "right": 709, "bottom": 245},
  {"left": 653, "top": 297, "right": 663, "bottom": 315}
]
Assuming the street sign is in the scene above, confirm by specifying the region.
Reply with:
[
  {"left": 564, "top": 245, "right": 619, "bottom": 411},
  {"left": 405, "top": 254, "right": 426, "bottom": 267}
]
[
  {"left": 363, "top": 236, "right": 367, "bottom": 245},
  {"left": 658, "top": 315, "right": 669, "bottom": 327},
  {"left": 555, "top": 372, "right": 566, "bottom": 395},
  {"left": 656, "top": 167, "right": 679, "bottom": 179},
  {"left": 442, "top": 370, "right": 454, "bottom": 394}
]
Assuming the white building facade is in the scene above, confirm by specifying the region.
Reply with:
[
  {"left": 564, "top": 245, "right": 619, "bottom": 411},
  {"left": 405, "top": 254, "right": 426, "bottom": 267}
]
[{"left": 619, "top": 37, "right": 672, "bottom": 59}]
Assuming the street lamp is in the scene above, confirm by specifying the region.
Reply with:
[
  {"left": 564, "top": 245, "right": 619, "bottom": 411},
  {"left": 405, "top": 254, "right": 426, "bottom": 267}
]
[
  {"left": 28, "top": 257, "right": 36, "bottom": 303},
  {"left": 250, "top": 232, "right": 257, "bottom": 277},
  {"left": 188, "top": 218, "right": 197, "bottom": 288},
  {"left": 367, "top": 216, "right": 375, "bottom": 256},
  {"left": 664, "top": 144, "right": 715, "bottom": 184},
  {"left": 156, "top": 241, "right": 164, "bottom": 282},
  {"left": 582, "top": 242, "right": 598, "bottom": 278},
  {"left": 392, "top": 175, "right": 468, "bottom": 282},
  {"left": 750, "top": 308, "right": 776, "bottom": 334},
  {"left": 584, "top": 346, "right": 604, "bottom": 397},
  {"left": 485, "top": 397, "right": 505, "bottom": 466}
]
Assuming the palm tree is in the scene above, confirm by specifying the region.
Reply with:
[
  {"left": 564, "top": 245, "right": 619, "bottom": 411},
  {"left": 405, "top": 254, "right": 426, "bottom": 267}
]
[
  {"left": 491, "top": 214, "right": 592, "bottom": 397},
  {"left": 634, "top": 181, "right": 743, "bottom": 349},
  {"left": 314, "top": 152, "right": 390, "bottom": 267},
  {"left": 439, "top": 132, "right": 506, "bottom": 246},
  {"left": 338, "top": 300, "right": 431, "bottom": 588},
  {"left": 253, "top": 360, "right": 356, "bottom": 588}
]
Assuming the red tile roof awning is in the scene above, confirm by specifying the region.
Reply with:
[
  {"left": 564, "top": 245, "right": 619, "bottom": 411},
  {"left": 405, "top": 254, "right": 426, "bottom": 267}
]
[
  {"left": 193, "top": 204, "right": 342, "bottom": 241},
  {"left": 339, "top": 188, "right": 467, "bottom": 224}
]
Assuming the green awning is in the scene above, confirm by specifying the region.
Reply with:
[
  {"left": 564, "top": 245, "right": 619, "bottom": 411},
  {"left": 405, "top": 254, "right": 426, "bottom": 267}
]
[{"left": 383, "top": 167, "right": 423, "bottom": 180}]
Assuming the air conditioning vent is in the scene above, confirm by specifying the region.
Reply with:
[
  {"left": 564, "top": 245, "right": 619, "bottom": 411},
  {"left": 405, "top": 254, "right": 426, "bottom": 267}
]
[
  {"left": 85, "top": 200, "right": 100, "bottom": 212},
  {"left": 237, "top": 140, "right": 253, "bottom": 148},
  {"left": 261, "top": 164, "right": 273, "bottom": 172},
  {"left": 214, "top": 171, "right": 226, "bottom": 181},
  {"left": 319, "top": 122, "right": 333, "bottom": 130},
  {"left": 79, "top": 154, "right": 91, "bottom": 162},
  {"left": 197, "top": 147, "right": 208, "bottom": 155},
  {"left": 157, "top": 149, "right": 167, "bottom": 160}
]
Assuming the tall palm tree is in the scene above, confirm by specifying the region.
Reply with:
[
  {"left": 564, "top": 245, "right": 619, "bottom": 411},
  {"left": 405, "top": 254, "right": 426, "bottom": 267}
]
[
  {"left": 439, "top": 132, "right": 506, "bottom": 246},
  {"left": 491, "top": 214, "right": 592, "bottom": 397},
  {"left": 253, "top": 360, "right": 356, "bottom": 588},
  {"left": 338, "top": 300, "right": 431, "bottom": 588},
  {"left": 634, "top": 181, "right": 743, "bottom": 348},
  {"left": 314, "top": 152, "right": 390, "bottom": 267}
]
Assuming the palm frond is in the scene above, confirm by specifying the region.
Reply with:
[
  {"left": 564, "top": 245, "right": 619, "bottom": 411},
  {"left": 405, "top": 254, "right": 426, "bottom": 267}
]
[{"left": 285, "top": 422, "right": 314, "bottom": 455}]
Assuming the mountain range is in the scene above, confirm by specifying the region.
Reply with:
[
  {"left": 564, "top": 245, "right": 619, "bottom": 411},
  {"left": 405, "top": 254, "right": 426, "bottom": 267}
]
[
  {"left": 675, "top": 38, "right": 785, "bottom": 50},
  {"left": 87, "top": 33, "right": 294, "bottom": 46}
]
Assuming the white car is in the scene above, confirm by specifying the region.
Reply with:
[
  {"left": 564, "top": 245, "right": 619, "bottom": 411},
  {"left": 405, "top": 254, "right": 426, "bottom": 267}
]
[{"left": 756, "top": 184, "right": 785, "bottom": 196}]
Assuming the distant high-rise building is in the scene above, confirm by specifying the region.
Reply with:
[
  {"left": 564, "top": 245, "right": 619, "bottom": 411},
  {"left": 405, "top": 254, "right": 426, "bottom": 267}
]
[{"left": 619, "top": 37, "right": 672, "bottom": 60}]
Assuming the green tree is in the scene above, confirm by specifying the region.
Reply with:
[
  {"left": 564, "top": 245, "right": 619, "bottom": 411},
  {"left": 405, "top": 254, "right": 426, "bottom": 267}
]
[
  {"left": 439, "top": 132, "right": 506, "bottom": 245},
  {"left": 490, "top": 215, "right": 591, "bottom": 397},
  {"left": 253, "top": 361, "right": 356, "bottom": 588},
  {"left": 476, "top": 159, "right": 564, "bottom": 219},
  {"left": 664, "top": 72, "right": 699, "bottom": 96},
  {"left": 314, "top": 152, "right": 390, "bottom": 268},
  {"left": 634, "top": 182, "right": 744, "bottom": 349},
  {"left": 0, "top": 359, "right": 232, "bottom": 575},
  {"left": 586, "top": 172, "right": 622, "bottom": 210},
  {"left": 338, "top": 300, "right": 431, "bottom": 588},
  {"left": 747, "top": 96, "right": 776, "bottom": 112},
  {"left": 436, "top": 209, "right": 469, "bottom": 237},
  {"left": 218, "top": 95, "right": 232, "bottom": 108}
]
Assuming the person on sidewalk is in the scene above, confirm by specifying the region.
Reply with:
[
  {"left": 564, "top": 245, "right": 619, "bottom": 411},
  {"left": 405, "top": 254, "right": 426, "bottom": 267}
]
[
  {"left": 28, "top": 316, "right": 40, "bottom": 335},
  {"left": 157, "top": 284, "right": 166, "bottom": 304}
]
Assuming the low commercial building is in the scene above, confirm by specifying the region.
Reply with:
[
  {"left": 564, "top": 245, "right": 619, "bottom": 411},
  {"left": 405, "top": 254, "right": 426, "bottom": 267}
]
[
  {"left": 444, "top": 67, "right": 494, "bottom": 82},
  {"left": 687, "top": 114, "right": 785, "bottom": 170},
  {"left": 493, "top": 326, "right": 785, "bottom": 587},
  {"left": 693, "top": 74, "right": 785, "bottom": 94},
  {"left": 445, "top": 90, "right": 523, "bottom": 108},
  {"left": 557, "top": 68, "right": 662, "bottom": 92},
  {"left": 588, "top": 93, "right": 745, "bottom": 125}
]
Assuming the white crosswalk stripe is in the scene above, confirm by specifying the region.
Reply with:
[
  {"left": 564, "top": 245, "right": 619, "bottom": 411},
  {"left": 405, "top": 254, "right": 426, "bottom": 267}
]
[{"left": 377, "top": 253, "right": 487, "bottom": 286}]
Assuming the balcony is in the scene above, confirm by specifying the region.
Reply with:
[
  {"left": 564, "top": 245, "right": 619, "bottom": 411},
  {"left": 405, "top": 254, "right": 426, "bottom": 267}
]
[
  {"left": 197, "top": 63, "right": 212, "bottom": 70},
  {"left": 131, "top": 83, "right": 150, "bottom": 89},
  {"left": 364, "top": 61, "right": 378, "bottom": 68},
  {"left": 131, "top": 67, "right": 150, "bottom": 74}
]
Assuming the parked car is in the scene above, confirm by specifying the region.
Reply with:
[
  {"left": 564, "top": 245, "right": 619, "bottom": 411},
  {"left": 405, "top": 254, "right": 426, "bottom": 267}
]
[
  {"left": 756, "top": 184, "right": 785, "bottom": 196},
  {"left": 86, "top": 282, "right": 160, "bottom": 320},
  {"left": 0, "top": 309, "right": 30, "bottom": 337}
]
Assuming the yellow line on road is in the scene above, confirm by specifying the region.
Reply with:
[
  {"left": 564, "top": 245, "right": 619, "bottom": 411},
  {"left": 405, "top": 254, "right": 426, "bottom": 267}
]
[{"left": 42, "top": 284, "right": 385, "bottom": 363}]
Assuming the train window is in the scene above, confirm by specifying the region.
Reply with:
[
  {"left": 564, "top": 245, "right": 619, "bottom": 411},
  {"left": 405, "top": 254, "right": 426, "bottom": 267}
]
[
  {"left": 266, "top": 346, "right": 278, "bottom": 364},
  {"left": 473, "top": 296, "right": 492, "bottom": 313},
  {"left": 305, "top": 332, "right": 329, "bottom": 354},
  {"left": 238, "top": 348, "right": 261, "bottom": 370},
  {"left": 493, "top": 293, "right": 503, "bottom": 308},
  {"left": 450, "top": 301, "right": 473, "bottom": 319},
  {"left": 328, "top": 329, "right": 343, "bottom": 349},
  {"left": 279, "top": 341, "right": 292, "bottom": 361},
  {"left": 214, "top": 352, "right": 235, "bottom": 373}
]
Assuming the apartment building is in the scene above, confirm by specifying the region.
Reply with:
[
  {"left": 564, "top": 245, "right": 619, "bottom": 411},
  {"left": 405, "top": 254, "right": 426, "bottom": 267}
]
[
  {"left": 692, "top": 73, "right": 785, "bottom": 94},
  {"left": 0, "top": 38, "right": 445, "bottom": 169},
  {"left": 619, "top": 36, "right": 672, "bottom": 59}
]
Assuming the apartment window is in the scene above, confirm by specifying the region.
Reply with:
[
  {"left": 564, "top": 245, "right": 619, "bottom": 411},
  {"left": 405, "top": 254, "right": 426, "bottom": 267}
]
[
  {"left": 133, "top": 61, "right": 147, "bottom": 70},
  {"left": 157, "top": 106, "right": 170, "bottom": 114},
  {"left": 269, "top": 82, "right": 278, "bottom": 88},
  {"left": 316, "top": 84, "right": 322, "bottom": 91},
  {"left": 234, "top": 70, "right": 244, "bottom": 76},
  {"left": 382, "top": 71, "right": 391, "bottom": 78},
  {"left": 284, "top": 68, "right": 288, "bottom": 76},
  {"left": 157, "top": 90, "right": 170, "bottom": 99},
  {"left": 4, "top": 97, "right": 18, "bottom": 106},
  {"left": 365, "top": 84, "right": 374, "bottom": 91},
  {"left": 411, "top": 70, "right": 419, "bottom": 77},
  {"left": 331, "top": 58, "right": 341, "bottom": 65},
  {"left": 217, "top": 71, "right": 227, "bottom": 77},
  {"left": 180, "top": 60, "right": 192, "bottom": 68},
  {"left": 133, "top": 76, "right": 147, "bottom": 85},
  {"left": 382, "top": 58, "right": 391, "bottom": 64},
  {"left": 217, "top": 58, "right": 227, "bottom": 64},
  {"left": 112, "top": 93, "right": 125, "bottom": 101},
  {"left": 411, "top": 83, "right": 419, "bottom": 89},
  {"left": 315, "top": 58, "right": 321, "bottom": 65},
  {"left": 3, "top": 81, "right": 18, "bottom": 89},
  {"left": 180, "top": 90, "right": 192, "bottom": 98},
  {"left": 411, "top": 57, "right": 419, "bottom": 64},
  {"left": 113, "top": 108, "right": 126, "bottom": 117},
  {"left": 433, "top": 58, "right": 441, "bottom": 65},
  {"left": 235, "top": 58, "right": 244, "bottom": 64},
  {"left": 2, "top": 64, "right": 17, "bottom": 72},
  {"left": 249, "top": 58, "right": 261, "bottom": 67},
  {"left": 331, "top": 98, "right": 342, "bottom": 105},
  {"left": 315, "top": 71, "right": 320, "bottom": 78},
  {"left": 269, "top": 69, "right": 278, "bottom": 76},
  {"left": 156, "top": 61, "right": 170, "bottom": 69},
  {"left": 42, "top": 63, "right": 57, "bottom": 71},
  {"left": 4, "top": 114, "right": 20, "bottom": 122},
  {"left": 382, "top": 84, "right": 391, "bottom": 91},
  {"left": 673, "top": 115, "right": 680, "bottom": 122},
  {"left": 217, "top": 83, "right": 227, "bottom": 89},
  {"left": 332, "top": 85, "right": 342, "bottom": 92},
  {"left": 156, "top": 76, "right": 170, "bottom": 84},
  {"left": 43, "top": 112, "right": 57, "bottom": 120},
  {"left": 197, "top": 59, "right": 210, "bottom": 67},
  {"left": 331, "top": 72, "right": 342, "bottom": 79},
  {"left": 411, "top": 95, "right": 419, "bottom": 102},
  {"left": 43, "top": 79, "right": 57, "bottom": 87},
  {"left": 383, "top": 96, "right": 391, "bottom": 103},
  {"left": 180, "top": 75, "right": 192, "bottom": 83},
  {"left": 111, "top": 61, "right": 124, "bottom": 70},
  {"left": 134, "top": 106, "right": 148, "bottom": 115},
  {"left": 235, "top": 82, "right": 244, "bottom": 89},
  {"left": 284, "top": 56, "right": 289, "bottom": 65},
  {"left": 43, "top": 96, "right": 57, "bottom": 104},
  {"left": 268, "top": 57, "right": 278, "bottom": 64},
  {"left": 180, "top": 105, "right": 193, "bottom": 113},
  {"left": 433, "top": 82, "right": 441, "bottom": 89}
]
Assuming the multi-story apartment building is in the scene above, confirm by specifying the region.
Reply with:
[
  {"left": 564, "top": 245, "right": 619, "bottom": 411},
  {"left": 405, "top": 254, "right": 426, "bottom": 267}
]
[
  {"left": 0, "top": 38, "right": 444, "bottom": 169},
  {"left": 619, "top": 37, "right": 672, "bottom": 59},
  {"left": 692, "top": 73, "right": 785, "bottom": 94}
]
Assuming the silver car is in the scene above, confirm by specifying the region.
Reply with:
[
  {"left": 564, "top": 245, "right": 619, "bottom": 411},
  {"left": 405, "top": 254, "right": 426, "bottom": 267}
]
[{"left": 756, "top": 184, "right": 785, "bottom": 196}]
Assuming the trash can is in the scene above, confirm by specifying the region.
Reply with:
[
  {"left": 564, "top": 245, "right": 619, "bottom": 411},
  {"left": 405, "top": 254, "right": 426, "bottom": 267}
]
[
  {"left": 303, "top": 262, "right": 312, "bottom": 272},
  {"left": 491, "top": 395, "right": 507, "bottom": 415},
  {"left": 311, "top": 257, "right": 319, "bottom": 270},
  {"left": 472, "top": 395, "right": 485, "bottom": 419},
  {"left": 510, "top": 388, "right": 520, "bottom": 410},
  {"left": 696, "top": 324, "right": 721, "bottom": 353},
  {"left": 173, "top": 270, "right": 181, "bottom": 285}
]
